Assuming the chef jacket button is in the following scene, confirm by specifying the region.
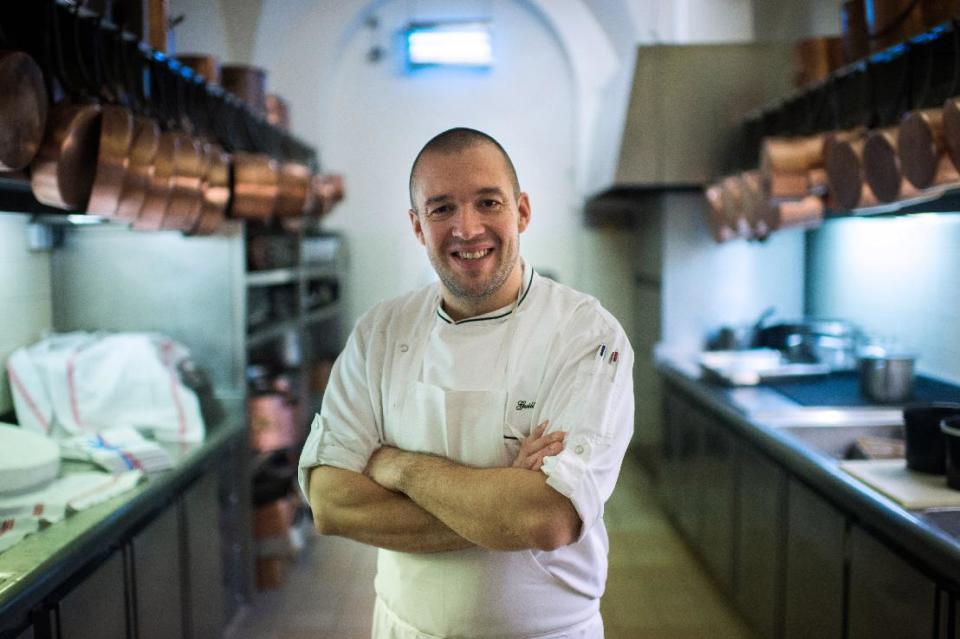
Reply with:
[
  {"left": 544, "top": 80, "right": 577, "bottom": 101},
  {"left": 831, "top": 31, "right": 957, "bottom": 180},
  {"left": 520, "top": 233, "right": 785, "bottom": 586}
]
[
  {"left": 400, "top": 344, "right": 409, "bottom": 353},
  {"left": 575, "top": 444, "right": 585, "bottom": 455}
]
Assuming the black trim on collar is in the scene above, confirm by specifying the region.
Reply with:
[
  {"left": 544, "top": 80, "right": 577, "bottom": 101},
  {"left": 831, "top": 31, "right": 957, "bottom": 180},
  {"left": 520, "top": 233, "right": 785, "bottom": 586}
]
[{"left": 436, "top": 266, "right": 535, "bottom": 325}]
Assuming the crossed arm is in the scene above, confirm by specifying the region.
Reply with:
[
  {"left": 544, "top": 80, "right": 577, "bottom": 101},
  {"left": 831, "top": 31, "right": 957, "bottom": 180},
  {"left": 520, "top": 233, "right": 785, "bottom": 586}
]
[{"left": 307, "top": 422, "right": 582, "bottom": 553}]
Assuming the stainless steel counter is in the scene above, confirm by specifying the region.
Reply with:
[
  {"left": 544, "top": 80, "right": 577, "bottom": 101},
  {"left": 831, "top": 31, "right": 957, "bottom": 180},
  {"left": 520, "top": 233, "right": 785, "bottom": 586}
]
[
  {"left": 657, "top": 356, "right": 960, "bottom": 582},
  {"left": 0, "top": 397, "right": 247, "bottom": 630}
]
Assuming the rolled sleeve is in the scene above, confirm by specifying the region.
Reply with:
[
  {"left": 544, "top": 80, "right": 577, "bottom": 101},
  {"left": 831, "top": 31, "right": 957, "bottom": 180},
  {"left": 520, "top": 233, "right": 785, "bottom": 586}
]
[
  {"left": 297, "top": 317, "right": 382, "bottom": 500},
  {"left": 537, "top": 312, "right": 635, "bottom": 541}
]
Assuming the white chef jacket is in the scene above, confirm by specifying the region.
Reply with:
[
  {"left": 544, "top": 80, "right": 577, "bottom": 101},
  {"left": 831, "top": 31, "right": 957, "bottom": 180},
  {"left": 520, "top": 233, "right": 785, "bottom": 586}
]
[{"left": 299, "top": 262, "right": 634, "bottom": 636}]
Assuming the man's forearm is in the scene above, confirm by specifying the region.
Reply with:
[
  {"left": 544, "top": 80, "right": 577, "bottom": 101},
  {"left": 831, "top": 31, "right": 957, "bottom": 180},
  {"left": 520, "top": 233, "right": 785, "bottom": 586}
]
[
  {"left": 308, "top": 465, "right": 474, "bottom": 553},
  {"left": 371, "top": 450, "right": 581, "bottom": 552}
]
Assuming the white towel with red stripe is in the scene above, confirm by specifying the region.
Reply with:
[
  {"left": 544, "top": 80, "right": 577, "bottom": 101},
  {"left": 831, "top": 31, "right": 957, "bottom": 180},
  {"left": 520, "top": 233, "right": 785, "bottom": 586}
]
[
  {"left": 0, "top": 470, "right": 143, "bottom": 553},
  {"left": 60, "top": 427, "right": 174, "bottom": 474},
  {"left": 7, "top": 332, "right": 205, "bottom": 443}
]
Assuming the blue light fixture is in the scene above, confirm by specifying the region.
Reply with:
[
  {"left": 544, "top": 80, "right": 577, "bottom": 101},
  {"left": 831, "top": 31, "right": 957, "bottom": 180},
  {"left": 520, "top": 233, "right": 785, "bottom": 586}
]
[{"left": 404, "top": 21, "right": 493, "bottom": 69}]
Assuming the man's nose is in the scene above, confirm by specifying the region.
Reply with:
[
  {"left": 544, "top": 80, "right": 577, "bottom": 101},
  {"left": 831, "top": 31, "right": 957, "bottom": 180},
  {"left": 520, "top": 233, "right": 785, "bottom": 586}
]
[{"left": 451, "top": 206, "right": 485, "bottom": 239}]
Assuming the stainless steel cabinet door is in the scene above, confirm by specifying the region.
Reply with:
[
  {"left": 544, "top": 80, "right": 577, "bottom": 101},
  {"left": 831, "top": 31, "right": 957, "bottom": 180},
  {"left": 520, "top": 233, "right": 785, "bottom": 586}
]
[
  {"left": 56, "top": 551, "right": 127, "bottom": 639},
  {"left": 847, "top": 525, "right": 937, "bottom": 639},
  {"left": 131, "top": 504, "right": 184, "bottom": 639},
  {"left": 783, "top": 479, "right": 845, "bottom": 639},
  {"left": 183, "top": 471, "right": 225, "bottom": 639},
  {"left": 697, "top": 410, "right": 736, "bottom": 593},
  {"left": 734, "top": 443, "right": 787, "bottom": 639}
]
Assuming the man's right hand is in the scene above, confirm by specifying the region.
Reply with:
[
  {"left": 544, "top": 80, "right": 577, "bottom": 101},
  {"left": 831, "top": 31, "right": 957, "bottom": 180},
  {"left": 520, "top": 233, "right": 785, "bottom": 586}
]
[{"left": 512, "top": 420, "right": 565, "bottom": 471}]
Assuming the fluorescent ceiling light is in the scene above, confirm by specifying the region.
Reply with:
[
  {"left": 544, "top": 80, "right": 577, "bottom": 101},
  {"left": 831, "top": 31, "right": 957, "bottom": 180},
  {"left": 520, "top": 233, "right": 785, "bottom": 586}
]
[{"left": 406, "top": 22, "right": 492, "bottom": 68}]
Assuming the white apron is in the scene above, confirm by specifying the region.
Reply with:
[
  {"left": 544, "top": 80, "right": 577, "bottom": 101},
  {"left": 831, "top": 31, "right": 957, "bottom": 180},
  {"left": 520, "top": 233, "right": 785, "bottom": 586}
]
[{"left": 374, "top": 285, "right": 600, "bottom": 639}]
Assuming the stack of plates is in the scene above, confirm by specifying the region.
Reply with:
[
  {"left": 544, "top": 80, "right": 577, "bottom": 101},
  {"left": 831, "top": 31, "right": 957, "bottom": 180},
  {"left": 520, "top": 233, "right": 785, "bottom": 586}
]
[{"left": 0, "top": 423, "right": 60, "bottom": 495}]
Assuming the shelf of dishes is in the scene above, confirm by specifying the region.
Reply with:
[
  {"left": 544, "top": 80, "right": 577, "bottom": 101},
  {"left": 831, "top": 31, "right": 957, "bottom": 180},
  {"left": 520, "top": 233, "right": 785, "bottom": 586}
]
[{"left": 0, "top": 1, "right": 345, "bottom": 234}]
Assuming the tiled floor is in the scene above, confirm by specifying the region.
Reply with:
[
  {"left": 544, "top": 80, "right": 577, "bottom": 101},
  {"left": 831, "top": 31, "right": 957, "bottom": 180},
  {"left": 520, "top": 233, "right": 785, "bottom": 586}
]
[{"left": 230, "top": 453, "right": 755, "bottom": 639}]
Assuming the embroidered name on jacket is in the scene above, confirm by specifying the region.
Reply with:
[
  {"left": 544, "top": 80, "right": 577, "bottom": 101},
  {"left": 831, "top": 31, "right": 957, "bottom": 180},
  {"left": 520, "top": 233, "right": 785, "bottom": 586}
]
[{"left": 515, "top": 400, "right": 536, "bottom": 411}]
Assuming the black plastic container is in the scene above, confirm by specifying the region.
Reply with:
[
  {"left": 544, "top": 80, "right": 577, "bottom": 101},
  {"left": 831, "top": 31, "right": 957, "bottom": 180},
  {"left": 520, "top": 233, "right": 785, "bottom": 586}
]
[
  {"left": 903, "top": 402, "right": 960, "bottom": 473},
  {"left": 940, "top": 416, "right": 960, "bottom": 490}
]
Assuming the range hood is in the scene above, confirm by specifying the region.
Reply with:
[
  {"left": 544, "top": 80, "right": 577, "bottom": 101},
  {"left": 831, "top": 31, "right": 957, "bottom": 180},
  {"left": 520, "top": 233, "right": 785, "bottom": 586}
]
[{"left": 611, "top": 43, "right": 795, "bottom": 190}]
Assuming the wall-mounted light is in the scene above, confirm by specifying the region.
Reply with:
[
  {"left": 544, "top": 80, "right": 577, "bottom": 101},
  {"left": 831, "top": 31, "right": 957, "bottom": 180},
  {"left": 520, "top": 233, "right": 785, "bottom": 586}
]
[{"left": 404, "top": 21, "right": 493, "bottom": 69}]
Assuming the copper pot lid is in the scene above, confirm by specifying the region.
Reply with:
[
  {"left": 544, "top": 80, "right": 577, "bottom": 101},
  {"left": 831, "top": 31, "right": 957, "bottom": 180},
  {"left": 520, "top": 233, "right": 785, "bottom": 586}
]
[{"left": 898, "top": 109, "right": 943, "bottom": 190}]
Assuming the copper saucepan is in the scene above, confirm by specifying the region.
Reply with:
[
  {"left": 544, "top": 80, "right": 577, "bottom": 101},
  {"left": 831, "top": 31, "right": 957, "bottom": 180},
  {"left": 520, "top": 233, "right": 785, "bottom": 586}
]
[
  {"left": 86, "top": 104, "right": 135, "bottom": 216},
  {"left": 231, "top": 152, "right": 279, "bottom": 222},
  {"left": 898, "top": 108, "right": 960, "bottom": 189},
  {"left": 133, "top": 130, "right": 178, "bottom": 230},
  {"left": 115, "top": 115, "right": 160, "bottom": 221},
  {"left": 863, "top": 126, "right": 919, "bottom": 203},
  {"left": 190, "top": 144, "right": 231, "bottom": 235},
  {"left": 0, "top": 50, "right": 48, "bottom": 171},
  {"left": 274, "top": 161, "right": 313, "bottom": 219},
  {"left": 221, "top": 64, "right": 267, "bottom": 115},
  {"left": 703, "top": 182, "right": 736, "bottom": 243},
  {"left": 161, "top": 132, "right": 205, "bottom": 231},
  {"left": 30, "top": 103, "right": 103, "bottom": 210},
  {"left": 824, "top": 129, "right": 878, "bottom": 210}
]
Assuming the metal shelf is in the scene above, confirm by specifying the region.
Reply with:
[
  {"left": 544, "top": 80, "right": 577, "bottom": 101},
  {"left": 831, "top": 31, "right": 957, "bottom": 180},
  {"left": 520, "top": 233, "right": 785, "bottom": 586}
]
[
  {"left": 304, "top": 302, "right": 340, "bottom": 325},
  {"left": 246, "top": 319, "right": 297, "bottom": 349},
  {"left": 246, "top": 269, "right": 298, "bottom": 287},
  {"left": 825, "top": 182, "right": 960, "bottom": 219}
]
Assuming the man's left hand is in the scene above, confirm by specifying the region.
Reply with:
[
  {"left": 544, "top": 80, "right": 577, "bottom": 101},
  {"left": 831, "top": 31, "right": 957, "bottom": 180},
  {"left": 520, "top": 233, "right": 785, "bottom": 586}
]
[{"left": 365, "top": 445, "right": 408, "bottom": 492}]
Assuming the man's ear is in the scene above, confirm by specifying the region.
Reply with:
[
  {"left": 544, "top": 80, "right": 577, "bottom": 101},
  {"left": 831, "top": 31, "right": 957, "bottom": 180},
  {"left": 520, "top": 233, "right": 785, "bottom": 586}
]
[
  {"left": 516, "top": 193, "right": 531, "bottom": 233},
  {"left": 409, "top": 209, "right": 426, "bottom": 245}
]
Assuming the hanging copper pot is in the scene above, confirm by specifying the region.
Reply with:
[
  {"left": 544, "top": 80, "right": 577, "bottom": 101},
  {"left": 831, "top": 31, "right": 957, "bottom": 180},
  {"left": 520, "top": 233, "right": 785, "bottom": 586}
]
[
  {"left": 274, "top": 161, "right": 313, "bottom": 218},
  {"left": 897, "top": 108, "right": 959, "bottom": 189},
  {"left": 863, "top": 126, "right": 920, "bottom": 202},
  {"left": 30, "top": 103, "right": 103, "bottom": 210},
  {"left": 770, "top": 195, "right": 825, "bottom": 230},
  {"left": 221, "top": 64, "right": 267, "bottom": 116},
  {"left": 703, "top": 183, "right": 735, "bottom": 243},
  {"left": 824, "top": 129, "right": 879, "bottom": 209},
  {"left": 842, "top": 0, "right": 870, "bottom": 63},
  {"left": 191, "top": 144, "right": 231, "bottom": 235},
  {"left": 160, "top": 132, "right": 205, "bottom": 231},
  {"left": 133, "top": 130, "right": 178, "bottom": 230},
  {"left": 115, "top": 115, "right": 160, "bottom": 221},
  {"left": 0, "top": 50, "right": 48, "bottom": 171},
  {"left": 231, "top": 152, "right": 278, "bottom": 221},
  {"left": 865, "top": 0, "right": 926, "bottom": 52},
  {"left": 760, "top": 134, "right": 826, "bottom": 175},
  {"left": 86, "top": 104, "right": 135, "bottom": 216},
  {"left": 265, "top": 93, "right": 290, "bottom": 130}
]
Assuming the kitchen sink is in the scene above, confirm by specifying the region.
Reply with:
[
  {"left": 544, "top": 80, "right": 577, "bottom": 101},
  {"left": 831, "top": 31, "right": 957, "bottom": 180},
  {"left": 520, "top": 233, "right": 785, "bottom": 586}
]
[{"left": 779, "top": 423, "right": 905, "bottom": 461}]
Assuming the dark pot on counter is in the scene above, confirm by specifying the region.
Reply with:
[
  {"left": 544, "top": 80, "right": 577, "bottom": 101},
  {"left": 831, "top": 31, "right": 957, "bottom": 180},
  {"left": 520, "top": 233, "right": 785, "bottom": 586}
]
[
  {"left": 904, "top": 402, "right": 960, "bottom": 474},
  {"left": 940, "top": 416, "right": 960, "bottom": 490}
]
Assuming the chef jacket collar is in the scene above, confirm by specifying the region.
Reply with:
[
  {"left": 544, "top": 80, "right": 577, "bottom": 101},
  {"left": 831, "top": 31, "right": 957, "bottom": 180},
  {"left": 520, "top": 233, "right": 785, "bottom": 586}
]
[{"left": 436, "top": 260, "right": 534, "bottom": 325}]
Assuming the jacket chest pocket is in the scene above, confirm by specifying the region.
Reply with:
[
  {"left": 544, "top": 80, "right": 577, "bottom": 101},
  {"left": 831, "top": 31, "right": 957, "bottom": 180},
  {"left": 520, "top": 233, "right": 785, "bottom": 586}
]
[{"left": 503, "top": 390, "right": 539, "bottom": 458}]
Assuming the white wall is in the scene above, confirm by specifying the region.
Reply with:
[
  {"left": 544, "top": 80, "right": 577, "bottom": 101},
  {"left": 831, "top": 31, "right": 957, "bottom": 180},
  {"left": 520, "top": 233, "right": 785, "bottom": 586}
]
[
  {"left": 0, "top": 216, "right": 53, "bottom": 414},
  {"left": 807, "top": 215, "right": 960, "bottom": 384}
]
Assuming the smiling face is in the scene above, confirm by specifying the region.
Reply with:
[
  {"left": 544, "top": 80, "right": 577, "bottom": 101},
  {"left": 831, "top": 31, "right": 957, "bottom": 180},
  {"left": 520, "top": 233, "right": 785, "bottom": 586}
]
[{"left": 409, "top": 142, "right": 531, "bottom": 320}]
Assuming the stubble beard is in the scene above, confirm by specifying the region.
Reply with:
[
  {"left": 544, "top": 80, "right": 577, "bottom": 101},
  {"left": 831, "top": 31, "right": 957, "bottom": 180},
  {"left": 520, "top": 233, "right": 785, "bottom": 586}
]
[{"left": 431, "top": 242, "right": 518, "bottom": 304}]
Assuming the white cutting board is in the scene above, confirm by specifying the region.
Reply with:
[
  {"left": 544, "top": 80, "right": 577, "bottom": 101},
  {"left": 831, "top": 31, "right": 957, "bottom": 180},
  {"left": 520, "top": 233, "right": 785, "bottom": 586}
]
[{"left": 841, "top": 459, "right": 960, "bottom": 509}]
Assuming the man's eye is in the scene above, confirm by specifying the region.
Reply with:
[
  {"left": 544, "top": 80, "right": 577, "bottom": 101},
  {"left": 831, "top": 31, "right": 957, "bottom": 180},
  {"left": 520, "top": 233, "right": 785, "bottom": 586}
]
[
  {"left": 428, "top": 205, "right": 452, "bottom": 216},
  {"left": 479, "top": 199, "right": 501, "bottom": 209}
]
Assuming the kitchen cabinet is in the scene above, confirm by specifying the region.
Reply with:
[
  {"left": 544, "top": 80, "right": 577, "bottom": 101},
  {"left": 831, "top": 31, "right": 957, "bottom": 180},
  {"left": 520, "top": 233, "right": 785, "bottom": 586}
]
[
  {"left": 783, "top": 478, "right": 845, "bottom": 639},
  {"left": 55, "top": 551, "right": 127, "bottom": 639},
  {"left": 697, "top": 409, "right": 736, "bottom": 591},
  {"left": 183, "top": 471, "right": 226, "bottom": 638},
  {"left": 734, "top": 443, "right": 787, "bottom": 639},
  {"left": 131, "top": 504, "right": 184, "bottom": 639},
  {"left": 847, "top": 524, "right": 937, "bottom": 639}
]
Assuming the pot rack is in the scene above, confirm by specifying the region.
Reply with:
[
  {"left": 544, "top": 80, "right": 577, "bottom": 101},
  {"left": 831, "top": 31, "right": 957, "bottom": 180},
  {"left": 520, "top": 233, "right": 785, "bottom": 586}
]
[
  {"left": 0, "top": 0, "right": 318, "bottom": 218},
  {"left": 736, "top": 16, "right": 960, "bottom": 219}
]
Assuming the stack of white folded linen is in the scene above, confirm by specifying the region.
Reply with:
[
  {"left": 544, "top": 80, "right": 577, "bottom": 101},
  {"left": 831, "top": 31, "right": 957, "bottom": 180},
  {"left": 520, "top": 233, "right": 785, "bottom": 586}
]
[
  {"left": 0, "top": 470, "right": 143, "bottom": 552},
  {"left": 59, "top": 427, "right": 174, "bottom": 474}
]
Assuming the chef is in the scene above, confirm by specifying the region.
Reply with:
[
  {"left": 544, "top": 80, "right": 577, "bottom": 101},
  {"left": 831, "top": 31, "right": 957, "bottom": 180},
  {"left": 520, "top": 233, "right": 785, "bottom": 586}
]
[{"left": 299, "top": 127, "right": 634, "bottom": 639}]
